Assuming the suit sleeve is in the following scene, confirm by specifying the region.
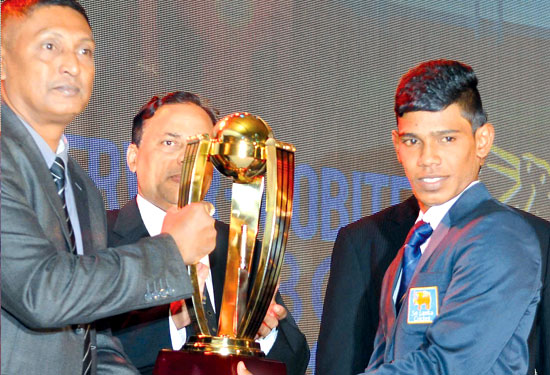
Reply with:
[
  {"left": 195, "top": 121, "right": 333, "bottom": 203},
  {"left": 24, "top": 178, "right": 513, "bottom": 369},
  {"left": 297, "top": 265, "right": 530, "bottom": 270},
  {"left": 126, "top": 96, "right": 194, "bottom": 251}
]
[
  {"left": 266, "top": 292, "right": 310, "bottom": 375},
  {"left": 0, "top": 149, "right": 193, "bottom": 329},
  {"left": 317, "top": 226, "right": 376, "bottom": 375},
  {"left": 362, "top": 211, "right": 542, "bottom": 375},
  {"left": 95, "top": 327, "right": 139, "bottom": 375}
]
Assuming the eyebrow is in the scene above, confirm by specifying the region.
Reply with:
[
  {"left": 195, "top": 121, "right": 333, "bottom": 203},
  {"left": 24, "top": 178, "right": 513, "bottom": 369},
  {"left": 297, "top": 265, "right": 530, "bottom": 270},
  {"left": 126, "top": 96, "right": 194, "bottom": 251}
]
[
  {"left": 37, "top": 29, "right": 95, "bottom": 44},
  {"left": 164, "top": 132, "right": 182, "bottom": 138},
  {"left": 397, "top": 129, "right": 460, "bottom": 137}
]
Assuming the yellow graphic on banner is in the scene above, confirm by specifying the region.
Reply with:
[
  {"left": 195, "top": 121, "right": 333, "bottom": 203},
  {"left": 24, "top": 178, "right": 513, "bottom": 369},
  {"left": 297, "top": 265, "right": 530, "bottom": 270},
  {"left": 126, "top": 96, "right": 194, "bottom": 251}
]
[{"left": 486, "top": 146, "right": 549, "bottom": 217}]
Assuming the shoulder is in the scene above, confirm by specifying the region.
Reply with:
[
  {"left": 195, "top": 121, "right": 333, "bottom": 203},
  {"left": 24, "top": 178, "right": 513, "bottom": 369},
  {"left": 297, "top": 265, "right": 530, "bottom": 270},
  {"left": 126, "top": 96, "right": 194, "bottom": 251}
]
[
  {"left": 512, "top": 208, "right": 550, "bottom": 243},
  {"left": 106, "top": 209, "right": 121, "bottom": 232},
  {"left": 452, "top": 198, "right": 541, "bottom": 269},
  {"left": 338, "top": 195, "right": 418, "bottom": 241}
]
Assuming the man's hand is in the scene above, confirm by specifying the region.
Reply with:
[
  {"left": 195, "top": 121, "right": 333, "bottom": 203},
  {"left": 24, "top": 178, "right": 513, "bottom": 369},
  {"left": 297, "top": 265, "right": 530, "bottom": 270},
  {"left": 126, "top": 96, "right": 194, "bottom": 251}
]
[
  {"left": 237, "top": 361, "right": 253, "bottom": 375},
  {"left": 256, "top": 299, "right": 287, "bottom": 339},
  {"left": 162, "top": 202, "right": 216, "bottom": 265},
  {"left": 170, "top": 300, "right": 191, "bottom": 329}
]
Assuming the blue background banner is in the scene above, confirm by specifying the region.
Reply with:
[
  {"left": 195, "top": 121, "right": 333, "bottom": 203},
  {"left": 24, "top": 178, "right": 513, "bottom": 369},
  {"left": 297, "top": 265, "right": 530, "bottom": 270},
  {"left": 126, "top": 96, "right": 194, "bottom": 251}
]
[{"left": 70, "top": 1, "right": 550, "bottom": 372}]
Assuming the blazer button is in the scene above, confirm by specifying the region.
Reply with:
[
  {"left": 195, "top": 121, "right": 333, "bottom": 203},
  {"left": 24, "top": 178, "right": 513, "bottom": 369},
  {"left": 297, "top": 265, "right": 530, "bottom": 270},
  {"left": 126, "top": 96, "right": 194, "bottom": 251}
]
[{"left": 206, "top": 311, "right": 213, "bottom": 317}]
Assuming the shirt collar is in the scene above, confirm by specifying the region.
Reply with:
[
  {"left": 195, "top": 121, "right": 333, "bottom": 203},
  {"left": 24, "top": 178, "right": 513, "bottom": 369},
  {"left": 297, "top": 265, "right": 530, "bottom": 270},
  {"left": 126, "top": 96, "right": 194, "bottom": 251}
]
[
  {"left": 417, "top": 180, "right": 480, "bottom": 230},
  {"left": 19, "top": 115, "right": 69, "bottom": 168},
  {"left": 135, "top": 194, "right": 210, "bottom": 267},
  {"left": 136, "top": 194, "right": 167, "bottom": 237}
]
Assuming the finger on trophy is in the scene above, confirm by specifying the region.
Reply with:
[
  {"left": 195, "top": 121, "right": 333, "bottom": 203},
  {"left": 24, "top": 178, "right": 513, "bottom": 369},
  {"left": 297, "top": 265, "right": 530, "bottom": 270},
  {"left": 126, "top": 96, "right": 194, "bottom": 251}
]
[
  {"left": 237, "top": 361, "right": 254, "bottom": 375},
  {"left": 201, "top": 201, "right": 216, "bottom": 217}
]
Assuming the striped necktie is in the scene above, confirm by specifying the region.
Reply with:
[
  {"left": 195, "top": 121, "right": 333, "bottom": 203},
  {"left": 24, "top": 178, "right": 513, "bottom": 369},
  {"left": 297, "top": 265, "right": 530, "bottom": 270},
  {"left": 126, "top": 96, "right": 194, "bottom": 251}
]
[
  {"left": 49, "top": 157, "right": 92, "bottom": 375},
  {"left": 396, "top": 220, "right": 433, "bottom": 311},
  {"left": 50, "top": 157, "right": 76, "bottom": 254}
]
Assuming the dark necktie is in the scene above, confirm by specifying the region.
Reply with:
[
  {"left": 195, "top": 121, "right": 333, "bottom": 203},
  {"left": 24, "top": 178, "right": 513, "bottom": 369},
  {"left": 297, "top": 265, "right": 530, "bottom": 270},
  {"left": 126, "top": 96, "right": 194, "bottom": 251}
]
[
  {"left": 50, "top": 157, "right": 77, "bottom": 254},
  {"left": 202, "top": 287, "right": 218, "bottom": 335},
  {"left": 396, "top": 220, "right": 433, "bottom": 310},
  {"left": 50, "top": 157, "right": 92, "bottom": 375}
]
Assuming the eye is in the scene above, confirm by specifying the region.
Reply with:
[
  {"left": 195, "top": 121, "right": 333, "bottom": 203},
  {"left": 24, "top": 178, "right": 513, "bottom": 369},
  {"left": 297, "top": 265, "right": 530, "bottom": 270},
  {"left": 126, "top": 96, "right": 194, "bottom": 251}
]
[
  {"left": 42, "top": 42, "right": 55, "bottom": 51},
  {"left": 402, "top": 137, "right": 418, "bottom": 146},
  {"left": 442, "top": 136, "right": 455, "bottom": 143},
  {"left": 79, "top": 48, "right": 94, "bottom": 56},
  {"left": 162, "top": 140, "right": 176, "bottom": 146}
]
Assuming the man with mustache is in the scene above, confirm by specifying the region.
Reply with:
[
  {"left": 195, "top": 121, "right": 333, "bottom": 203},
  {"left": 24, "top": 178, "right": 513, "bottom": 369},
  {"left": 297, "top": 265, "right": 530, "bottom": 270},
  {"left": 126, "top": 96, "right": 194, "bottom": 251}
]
[
  {"left": 1, "top": 1, "right": 216, "bottom": 374},
  {"left": 105, "top": 91, "right": 310, "bottom": 375}
]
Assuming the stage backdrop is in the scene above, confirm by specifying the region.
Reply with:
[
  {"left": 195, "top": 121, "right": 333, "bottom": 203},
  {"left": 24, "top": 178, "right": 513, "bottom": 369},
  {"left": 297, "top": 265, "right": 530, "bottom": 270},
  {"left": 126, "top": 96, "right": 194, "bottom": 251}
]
[{"left": 69, "top": 1, "right": 550, "bottom": 372}]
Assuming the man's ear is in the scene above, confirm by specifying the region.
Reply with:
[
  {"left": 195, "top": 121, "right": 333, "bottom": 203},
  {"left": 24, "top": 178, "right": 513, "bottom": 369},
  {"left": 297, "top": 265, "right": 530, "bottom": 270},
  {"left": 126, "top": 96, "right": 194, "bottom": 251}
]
[
  {"left": 391, "top": 129, "right": 402, "bottom": 164},
  {"left": 126, "top": 143, "right": 139, "bottom": 173},
  {"left": 474, "top": 123, "right": 494, "bottom": 165}
]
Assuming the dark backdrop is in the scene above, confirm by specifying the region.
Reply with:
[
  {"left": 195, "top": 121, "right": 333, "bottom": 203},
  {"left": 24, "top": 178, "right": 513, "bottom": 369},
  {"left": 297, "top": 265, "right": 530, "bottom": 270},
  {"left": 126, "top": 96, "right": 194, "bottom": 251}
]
[{"left": 68, "top": 1, "right": 550, "bottom": 372}]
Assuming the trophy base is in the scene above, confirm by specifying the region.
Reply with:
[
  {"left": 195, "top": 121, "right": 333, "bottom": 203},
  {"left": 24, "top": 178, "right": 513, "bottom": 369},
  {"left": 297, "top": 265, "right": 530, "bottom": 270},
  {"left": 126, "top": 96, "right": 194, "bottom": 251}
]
[
  {"left": 184, "top": 335, "right": 264, "bottom": 357},
  {"left": 153, "top": 350, "right": 287, "bottom": 375}
]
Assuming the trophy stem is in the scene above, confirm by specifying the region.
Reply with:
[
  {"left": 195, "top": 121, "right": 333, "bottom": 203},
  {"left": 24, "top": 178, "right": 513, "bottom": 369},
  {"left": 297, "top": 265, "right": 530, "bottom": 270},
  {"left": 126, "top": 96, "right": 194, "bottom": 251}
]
[
  {"left": 217, "top": 179, "right": 264, "bottom": 337},
  {"left": 238, "top": 142, "right": 295, "bottom": 338}
]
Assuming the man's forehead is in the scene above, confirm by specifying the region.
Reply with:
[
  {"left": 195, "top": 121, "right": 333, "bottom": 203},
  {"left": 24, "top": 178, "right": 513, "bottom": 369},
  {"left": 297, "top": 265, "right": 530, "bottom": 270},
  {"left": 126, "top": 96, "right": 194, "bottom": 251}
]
[{"left": 3, "top": 4, "right": 92, "bottom": 39}]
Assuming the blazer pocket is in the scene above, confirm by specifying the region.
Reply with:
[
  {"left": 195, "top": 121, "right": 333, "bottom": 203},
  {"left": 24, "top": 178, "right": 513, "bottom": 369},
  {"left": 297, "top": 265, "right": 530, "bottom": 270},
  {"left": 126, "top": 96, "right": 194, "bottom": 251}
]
[{"left": 400, "top": 272, "right": 448, "bottom": 335}]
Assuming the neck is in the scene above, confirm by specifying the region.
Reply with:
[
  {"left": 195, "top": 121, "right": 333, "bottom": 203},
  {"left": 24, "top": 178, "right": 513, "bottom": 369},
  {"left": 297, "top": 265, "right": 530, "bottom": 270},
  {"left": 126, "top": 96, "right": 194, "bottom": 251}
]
[
  {"left": 2, "top": 85, "right": 68, "bottom": 151},
  {"left": 29, "top": 123, "right": 65, "bottom": 152}
]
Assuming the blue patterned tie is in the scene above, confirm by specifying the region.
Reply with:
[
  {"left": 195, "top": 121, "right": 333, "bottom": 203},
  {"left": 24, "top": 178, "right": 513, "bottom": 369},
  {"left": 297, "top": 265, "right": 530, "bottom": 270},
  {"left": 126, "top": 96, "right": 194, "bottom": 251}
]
[
  {"left": 50, "top": 157, "right": 92, "bottom": 375},
  {"left": 396, "top": 220, "right": 433, "bottom": 310}
]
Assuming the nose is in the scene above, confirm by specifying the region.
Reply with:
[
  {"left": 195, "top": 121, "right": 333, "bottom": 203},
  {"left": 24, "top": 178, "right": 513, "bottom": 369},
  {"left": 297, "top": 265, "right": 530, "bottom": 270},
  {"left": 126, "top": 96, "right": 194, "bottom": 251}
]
[
  {"left": 418, "top": 140, "right": 441, "bottom": 167},
  {"left": 59, "top": 51, "right": 81, "bottom": 76}
]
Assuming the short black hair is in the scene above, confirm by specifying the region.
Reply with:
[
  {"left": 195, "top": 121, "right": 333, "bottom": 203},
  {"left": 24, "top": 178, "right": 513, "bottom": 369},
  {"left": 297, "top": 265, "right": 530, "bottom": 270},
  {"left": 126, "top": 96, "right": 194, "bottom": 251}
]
[
  {"left": 395, "top": 59, "right": 487, "bottom": 130},
  {"left": 132, "top": 91, "right": 219, "bottom": 145},
  {"left": 1, "top": 0, "right": 90, "bottom": 26}
]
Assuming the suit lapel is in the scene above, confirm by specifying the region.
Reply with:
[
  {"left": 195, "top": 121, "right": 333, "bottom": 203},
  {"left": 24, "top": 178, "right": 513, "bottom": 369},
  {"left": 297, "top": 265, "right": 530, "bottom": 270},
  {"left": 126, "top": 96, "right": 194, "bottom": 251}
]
[
  {"left": 2, "top": 105, "right": 75, "bottom": 251},
  {"left": 415, "top": 220, "right": 451, "bottom": 272},
  {"left": 70, "top": 161, "right": 93, "bottom": 255},
  {"left": 386, "top": 195, "right": 419, "bottom": 307},
  {"left": 110, "top": 199, "right": 150, "bottom": 245},
  {"left": 381, "top": 252, "right": 402, "bottom": 361},
  {"left": 414, "top": 183, "right": 492, "bottom": 279}
]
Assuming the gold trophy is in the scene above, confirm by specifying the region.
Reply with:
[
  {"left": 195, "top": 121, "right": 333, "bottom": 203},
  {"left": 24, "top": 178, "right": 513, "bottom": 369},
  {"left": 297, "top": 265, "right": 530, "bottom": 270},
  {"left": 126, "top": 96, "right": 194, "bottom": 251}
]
[{"left": 153, "top": 112, "right": 295, "bottom": 375}]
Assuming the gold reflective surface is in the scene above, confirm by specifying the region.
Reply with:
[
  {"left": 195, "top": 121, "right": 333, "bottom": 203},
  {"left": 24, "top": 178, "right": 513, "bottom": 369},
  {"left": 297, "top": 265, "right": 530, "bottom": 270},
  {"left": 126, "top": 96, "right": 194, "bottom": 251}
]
[{"left": 178, "top": 112, "right": 295, "bottom": 357}]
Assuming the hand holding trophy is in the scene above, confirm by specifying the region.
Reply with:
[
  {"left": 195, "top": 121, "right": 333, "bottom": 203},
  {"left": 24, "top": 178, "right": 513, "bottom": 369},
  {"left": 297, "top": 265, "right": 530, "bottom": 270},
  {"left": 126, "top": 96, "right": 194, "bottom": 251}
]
[{"left": 154, "top": 112, "right": 295, "bottom": 375}]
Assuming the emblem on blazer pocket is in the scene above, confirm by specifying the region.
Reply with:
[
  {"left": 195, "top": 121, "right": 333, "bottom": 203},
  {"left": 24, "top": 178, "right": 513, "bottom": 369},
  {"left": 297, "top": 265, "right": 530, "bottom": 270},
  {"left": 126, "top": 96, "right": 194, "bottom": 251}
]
[{"left": 407, "top": 286, "right": 438, "bottom": 324}]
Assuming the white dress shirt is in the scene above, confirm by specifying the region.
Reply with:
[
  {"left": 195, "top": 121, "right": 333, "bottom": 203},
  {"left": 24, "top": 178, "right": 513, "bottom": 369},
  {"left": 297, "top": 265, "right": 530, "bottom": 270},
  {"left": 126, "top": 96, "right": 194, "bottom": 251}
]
[{"left": 135, "top": 195, "right": 277, "bottom": 353}]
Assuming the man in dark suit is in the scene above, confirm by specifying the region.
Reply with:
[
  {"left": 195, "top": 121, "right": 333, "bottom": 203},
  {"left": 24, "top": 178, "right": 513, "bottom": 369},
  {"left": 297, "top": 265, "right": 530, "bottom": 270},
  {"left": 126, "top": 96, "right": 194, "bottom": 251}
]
[
  {"left": 1, "top": 2, "right": 216, "bottom": 374},
  {"left": 317, "top": 198, "right": 549, "bottom": 375},
  {"left": 106, "top": 91, "right": 310, "bottom": 375},
  {"left": 359, "top": 59, "right": 541, "bottom": 374},
  {"left": 316, "top": 196, "right": 419, "bottom": 375}
]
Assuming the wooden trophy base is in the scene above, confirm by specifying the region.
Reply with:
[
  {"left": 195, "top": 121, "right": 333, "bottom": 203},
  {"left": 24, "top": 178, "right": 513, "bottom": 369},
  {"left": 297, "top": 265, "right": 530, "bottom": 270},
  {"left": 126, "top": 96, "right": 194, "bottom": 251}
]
[{"left": 153, "top": 349, "right": 287, "bottom": 375}]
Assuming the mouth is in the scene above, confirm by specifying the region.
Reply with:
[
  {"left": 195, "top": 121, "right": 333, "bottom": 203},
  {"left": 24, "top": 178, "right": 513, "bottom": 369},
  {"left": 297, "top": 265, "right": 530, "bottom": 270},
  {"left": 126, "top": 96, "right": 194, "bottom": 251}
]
[
  {"left": 416, "top": 176, "right": 447, "bottom": 190},
  {"left": 168, "top": 174, "right": 181, "bottom": 183},
  {"left": 52, "top": 85, "right": 80, "bottom": 96}
]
